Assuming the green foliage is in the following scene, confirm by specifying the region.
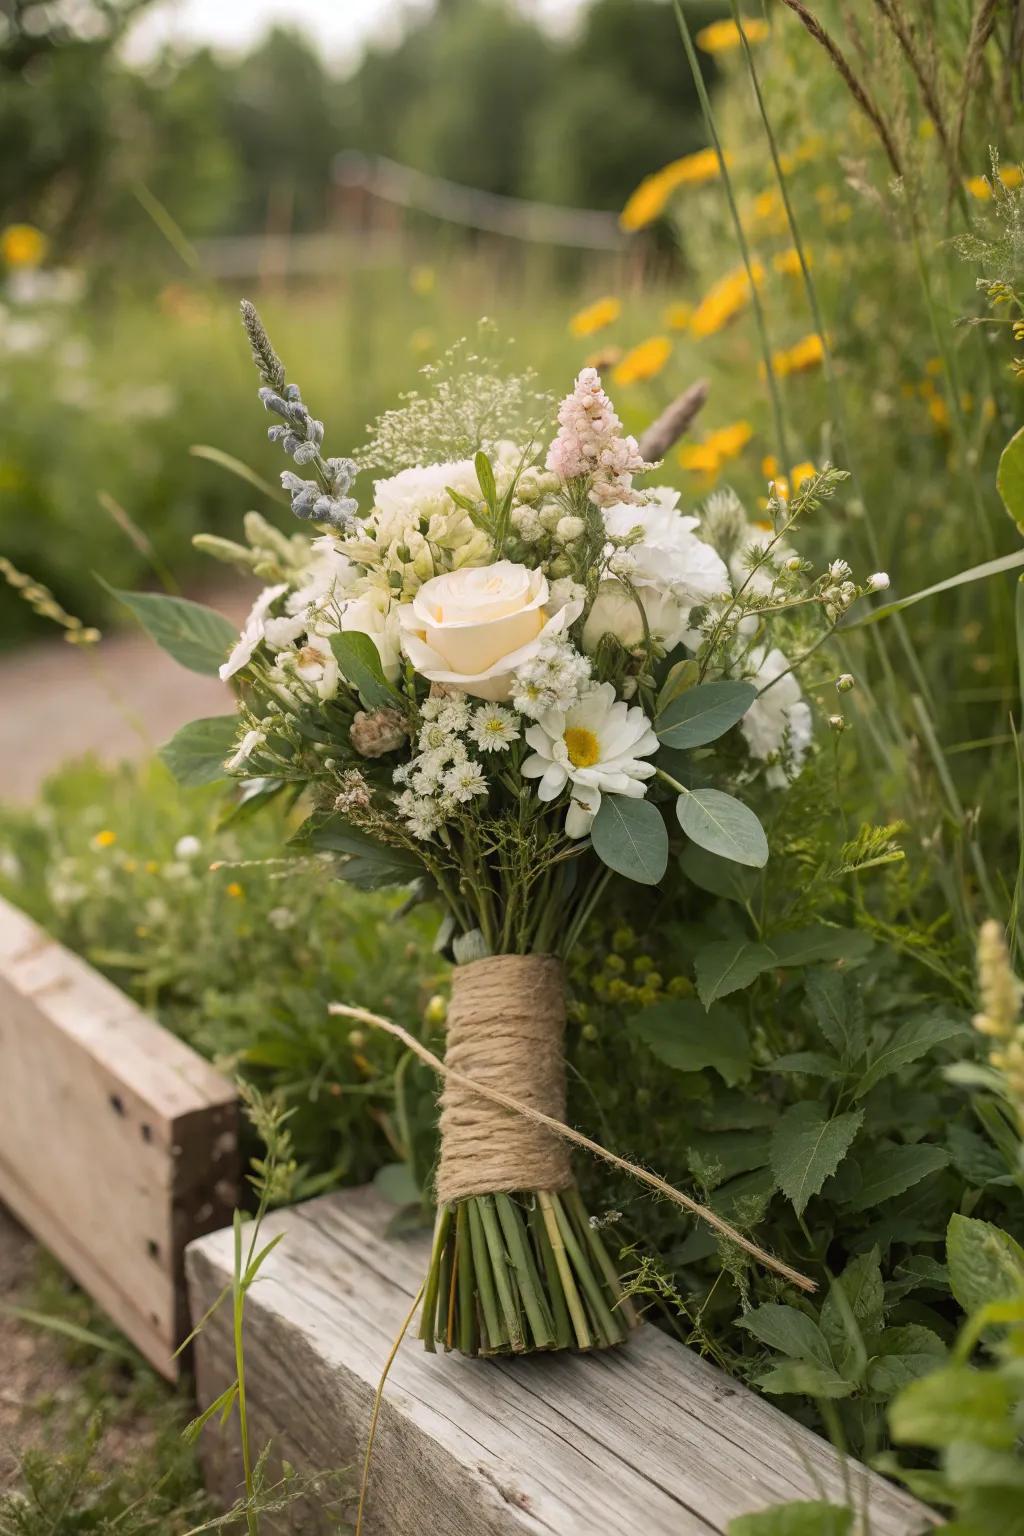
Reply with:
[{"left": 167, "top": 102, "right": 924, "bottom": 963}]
[
  {"left": 592, "top": 794, "right": 669, "bottom": 884},
  {"left": 676, "top": 787, "right": 769, "bottom": 867},
  {"left": 729, "top": 1505, "right": 853, "bottom": 1536},
  {"left": 159, "top": 716, "right": 237, "bottom": 786}
]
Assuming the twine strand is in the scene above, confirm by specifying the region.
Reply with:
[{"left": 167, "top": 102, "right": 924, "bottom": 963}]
[{"left": 329, "top": 1000, "right": 817, "bottom": 1294}]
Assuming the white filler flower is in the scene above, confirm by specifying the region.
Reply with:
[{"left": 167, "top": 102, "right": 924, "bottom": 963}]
[
  {"left": 521, "top": 682, "right": 659, "bottom": 836},
  {"left": 740, "top": 646, "right": 813, "bottom": 788}
]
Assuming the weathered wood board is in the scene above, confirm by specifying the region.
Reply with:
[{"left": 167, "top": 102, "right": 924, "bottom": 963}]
[
  {"left": 0, "top": 896, "right": 238, "bottom": 1377},
  {"left": 186, "top": 1187, "right": 936, "bottom": 1534}
]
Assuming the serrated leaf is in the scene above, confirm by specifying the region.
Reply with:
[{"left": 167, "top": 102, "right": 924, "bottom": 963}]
[
  {"left": 769, "top": 926, "right": 873, "bottom": 968},
  {"left": 997, "top": 425, "right": 1024, "bottom": 531},
  {"left": 656, "top": 679, "right": 756, "bottom": 749},
  {"left": 592, "top": 794, "right": 668, "bottom": 885},
  {"left": 729, "top": 1502, "right": 854, "bottom": 1536},
  {"left": 771, "top": 1102, "right": 863, "bottom": 1217},
  {"left": 630, "top": 999, "right": 751, "bottom": 1085},
  {"left": 865, "top": 1325, "right": 946, "bottom": 1395},
  {"left": 159, "top": 716, "right": 238, "bottom": 786},
  {"left": 677, "top": 787, "right": 768, "bottom": 868},
  {"left": 756, "top": 1361, "right": 855, "bottom": 1399},
  {"left": 889, "top": 1364, "right": 1015, "bottom": 1450},
  {"left": 738, "top": 1303, "right": 833, "bottom": 1366},
  {"left": 328, "top": 630, "right": 397, "bottom": 710},
  {"left": 804, "top": 968, "right": 865, "bottom": 1061},
  {"left": 679, "top": 841, "right": 758, "bottom": 904},
  {"left": 820, "top": 1248, "right": 884, "bottom": 1376},
  {"left": 947, "top": 1214, "right": 1024, "bottom": 1314},
  {"left": 103, "top": 583, "right": 238, "bottom": 675},
  {"left": 853, "top": 1013, "right": 969, "bottom": 1098},
  {"left": 771, "top": 1051, "right": 843, "bottom": 1077},
  {"left": 948, "top": 1123, "right": 1012, "bottom": 1188},
  {"left": 695, "top": 938, "right": 776, "bottom": 1007},
  {"left": 845, "top": 1145, "right": 950, "bottom": 1211}
]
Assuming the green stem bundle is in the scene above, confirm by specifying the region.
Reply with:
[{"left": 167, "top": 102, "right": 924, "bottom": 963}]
[{"left": 419, "top": 1187, "right": 637, "bottom": 1356}]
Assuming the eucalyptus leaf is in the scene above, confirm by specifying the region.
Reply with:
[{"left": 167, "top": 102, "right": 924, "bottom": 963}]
[
  {"left": 656, "top": 679, "right": 756, "bottom": 749},
  {"left": 159, "top": 716, "right": 238, "bottom": 786},
  {"left": 592, "top": 794, "right": 668, "bottom": 885},
  {"left": 328, "top": 631, "right": 397, "bottom": 710},
  {"left": 677, "top": 788, "right": 768, "bottom": 868},
  {"left": 102, "top": 583, "right": 238, "bottom": 676}
]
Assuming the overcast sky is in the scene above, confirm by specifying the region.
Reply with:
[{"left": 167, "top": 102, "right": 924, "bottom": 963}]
[{"left": 123, "top": 0, "right": 588, "bottom": 69}]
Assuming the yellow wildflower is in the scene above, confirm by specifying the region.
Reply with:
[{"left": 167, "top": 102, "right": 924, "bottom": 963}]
[
  {"left": 410, "top": 264, "right": 436, "bottom": 295},
  {"left": 584, "top": 345, "right": 623, "bottom": 372},
  {"left": 612, "top": 335, "right": 672, "bottom": 386},
  {"left": 226, "top": 881, "right": 244, "bottom": 899},
  {"left": 773, "top": 247, "right": 810, "bottom": 277},
  {"left": 569, "top": 295, "right": 622, "bottom": 337},
  {"left": 92, "top": 829, "right": 117, "bottom": 849},
  {"left": 761, "top": 454, "right": 779, "bottom": 478},
  {"left": 620, "top": 148, "right": 730, "bottom": 231},
  {"left": 928, "top": 394, "right": 950, "bottom": 430},
  {"left": 145, "top": 860, "right": 160, "bottom": 874},
  {"left": 746, "top": 189, "right": 782, "bottom": 228},
  {"left": 691, "top": 261, "right": 764, "bottom": 339},
  {"left": 790, "top": 461, "right": 816, "bottom": 489},
  {"left": 696, "top": 17, "right": 770, "bottom": 53},
  {"left": 766, "top": 332, "right": 826, "bottom": 377},
  {"left": 1, "top": 223, "right": 47, "bottom": 268},
  {"left": 410, "top": 327, "right": 436, "bottom": 355},
  {"left": 662, "top": 301, "right": 693, "bottom": 331},
  {"left": 966, "top": 165, "right": 1023, "bottom": 200},
  {"left": 678, "top": 420, "right": 753, "bottom": 479}
]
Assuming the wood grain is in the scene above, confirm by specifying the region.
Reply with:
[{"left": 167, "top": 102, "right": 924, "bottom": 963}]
[
  {"left": 0, "top": 896, "right": 238, "bottom": 1376},
  {"left": 186, "top": 1187, "right": 936, "bottom": 1534}
]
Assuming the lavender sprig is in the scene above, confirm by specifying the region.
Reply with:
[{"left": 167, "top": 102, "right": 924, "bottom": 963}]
[{"left": 239, "top": 299, "right": 358, "bottom": 531}]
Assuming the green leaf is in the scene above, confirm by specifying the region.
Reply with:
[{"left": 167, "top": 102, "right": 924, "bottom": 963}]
[
  {"left": 189, "top": 443, "right": 287, "bottom": 502},
  {"left": 946, "top": 1214, "right": 1024, "bottom": 1314},
  {"left": 328, "top": 631, "right": 397, "bottom": 710},
  {"left": 768, "top": 926, "right": 873, "bottom": 968},
  {"left": 997, "top": 425, "right": 1024, "bottom": 530},
  {"left": 804, "top": 968, "right": 865, "bottom": 1062},
  {"left": 771, "top": 1102, "right": 864, "bottom": 1218},
  {"left": 687, "top": 1129, "right": 771, "bottom": 1184},
  {"left": 592, "top": 794, "right": 668, "bottom": 885},
  {"left": 677, "top": 788, "right": 768, "bottom": 867},
  {"left": 475, "top": 449, "right": 497, "bottom": 510},
  {"left": 756, "top": 1361, "right": 855, "bottom": 1399},
  {"left": 183, "top": 1381, "right": 239, "bottom": 1444},
  {"left": 679, "top": 841, "right": 758, "bottom": 903},
  {"left": 845, "top": 1145, "right": 950, "bottom": 1211},
  {"left": 770, "top": 1051, "right": 842, "bottom": 1077},
  {"left": 853, "top": 1012, "right": 968, "bottom": 1098},
  {"left": 889, "top": 1364, "right": 1016, "bottom": 1450},
  {"left": 945, "top": 1440, "right": 1024, "bottom": 1491},
  {"left": 695, "top": 938, "right": 776, "bottom": 1007},
  {"left": 373, "top": 1162, "right": 420, "bottom": 1207},
  {"left": 0, "top": 1303, "right": 135, "bottom": 1361},
  {"left": 656, "top": 679, "right": 756, "bottom": 749},
  {"left": 159, "top": 716, "right": 238, "bottom": 786},
  {"left": 102, "top": 583, "right": 238, "bottom": 675},
  {"left": 300, "top": 816, "right": 422, "bottom": 890},
  {"left": 738, "top": 1303, "right": 833, "bottom": 1366},
  {"left": 865, "top": 1325, "right": 946, "bottom": 1395},
  {"left": 630, "top": 999, "right": 751, "bottom": 1085},
  {"left": 656, "top": 657, "right": 699, "bottom": 715},
  {"left": 948, "top": 1124, "right": 1011, "bottom": 1188},
  {"left": 821, "top": 1248, "right": 884, "bottom": 1375},
  {"left": 729, "top": 1501, "right": 853, "bottom": 1536}
]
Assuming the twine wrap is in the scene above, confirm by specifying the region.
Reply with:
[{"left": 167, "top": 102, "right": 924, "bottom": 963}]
[{"left": 436, "top": 954, "right": 573, "bottom": 1204}]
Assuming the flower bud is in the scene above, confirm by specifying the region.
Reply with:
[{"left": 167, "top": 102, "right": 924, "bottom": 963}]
[{"left": 836, "top": 673, "right": 855, "bottom": 693}]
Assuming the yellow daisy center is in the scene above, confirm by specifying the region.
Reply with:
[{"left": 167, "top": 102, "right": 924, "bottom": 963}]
[{"left": 564, "top": 727, "right": 601, "bottom": 769}]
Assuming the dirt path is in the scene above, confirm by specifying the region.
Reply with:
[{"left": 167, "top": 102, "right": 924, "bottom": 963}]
[{"left": 0, "top": 584, "right": 253, "bottom": 802}]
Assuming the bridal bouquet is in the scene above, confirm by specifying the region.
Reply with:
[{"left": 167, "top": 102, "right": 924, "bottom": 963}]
[{"left": 148, "top": 305, "right": 881, "bottom": 1357}]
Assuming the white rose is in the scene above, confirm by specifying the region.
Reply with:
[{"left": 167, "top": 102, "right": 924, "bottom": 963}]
[
  {"left": 398, "top": 560, "right": 582, "bottom": 701},
  {"left": 582, "top": 582, "right": 686, "bottom": 653},
  {"left": 604, "top": 487, "right": 729, "bottom": 606},
  {"left": 740, "top": 646, "right": 813, "bottom": 788}
]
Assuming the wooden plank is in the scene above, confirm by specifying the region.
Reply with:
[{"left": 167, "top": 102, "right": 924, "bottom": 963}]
[
  {"left": 186, "top": 1187, "right": 936, "bottom": 1534},
  {"left": 0, "top": 896, "right": 239, "bottom": 1377}
]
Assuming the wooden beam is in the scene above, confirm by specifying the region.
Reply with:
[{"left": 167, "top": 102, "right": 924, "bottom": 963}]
[
  {"left": 0, "top": 896, "right": 238, "bottom": 1377},
  {"left": 186, "top": 1187, "right": 935, "bottom": 1534}
]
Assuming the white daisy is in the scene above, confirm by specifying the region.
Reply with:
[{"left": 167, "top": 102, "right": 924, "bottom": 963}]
[
  {"left": 521, "top": 682, "right": 659, "bottom": 837},
  {"left": 442, "top": 760, "right": 489, "bottom": 803},
  {"left": 470, "top": 705, "right": 520, "bottom": 752}
]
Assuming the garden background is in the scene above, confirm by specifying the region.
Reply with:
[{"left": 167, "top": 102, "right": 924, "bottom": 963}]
[{"left": 2, "top": 0, "right": 1024, "bottom": 1530}]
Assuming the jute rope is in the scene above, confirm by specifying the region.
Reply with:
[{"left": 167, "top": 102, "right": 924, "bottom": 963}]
[
  {"left": 328, "top": 996, "right": 817, "bottom": 1294},
  {"left": 435, "top": 955, "right": 572, "bottom": 1203}
]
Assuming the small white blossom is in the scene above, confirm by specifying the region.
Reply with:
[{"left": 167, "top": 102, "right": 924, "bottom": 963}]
[
  {"left": 827, "top": 559, "right": 853, "bottom": 583},
  {"left": 225, "top": 728, "right": 266, "bottom": 771},
  {"left": 868, "top": 571, "right": 890, "bottom": 591},
  {"left": 555, "top": 514, "right": 586, "bottom": 544},
  {"left": 512, "top": 637, "right": 592, "bottom": 717},
  {"left": 437, "top": 697, "right": 471, "bottom": 733},
  {"left": 268, "top": 906, "right": 296, "bottom": 931},
  {"left": 470, "top": 705, "right": 520, "bottom": 752},
  {"left": 511, "top": 506, "right": 543, "bottom": 542},
  {"left": 442, "top": 760, "right": 489, "bottom": 803},
  {"left": 174, "top": 835, "right": 201, "bottom": 859}
]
